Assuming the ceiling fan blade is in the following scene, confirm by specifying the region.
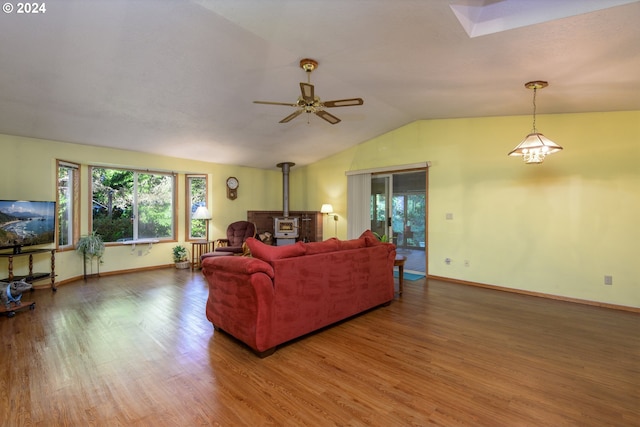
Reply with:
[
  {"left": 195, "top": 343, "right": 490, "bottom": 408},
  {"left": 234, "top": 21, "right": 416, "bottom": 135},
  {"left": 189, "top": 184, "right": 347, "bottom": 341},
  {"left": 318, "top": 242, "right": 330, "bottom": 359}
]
[
  {"left": 300, "top": 83, "right": 314, "bottom": 103},
  {"left": 254, "top": 101, "right": 298, "bottom": 107},
  {"left": 315, "top": 110, "right": 341, "bottom": 124},
  {"left": 279, "top": 109, "right": 304, "bottom": 123},
  {"left": 323, "top": 98, "right": 364, "bottom": 108}
]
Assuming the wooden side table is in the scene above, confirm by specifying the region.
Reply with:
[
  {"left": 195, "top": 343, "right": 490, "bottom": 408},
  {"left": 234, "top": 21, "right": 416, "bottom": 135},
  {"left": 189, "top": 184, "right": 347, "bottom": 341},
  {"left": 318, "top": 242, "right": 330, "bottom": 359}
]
[
  {"left": 0, "top": 248, "right": 56, "bottom": 291},
  {"left": 394, "top": 255, "right": 407, "bottom": 295},
  {"left": 191, "top": 241, "right": 214, "bottom": 270}
]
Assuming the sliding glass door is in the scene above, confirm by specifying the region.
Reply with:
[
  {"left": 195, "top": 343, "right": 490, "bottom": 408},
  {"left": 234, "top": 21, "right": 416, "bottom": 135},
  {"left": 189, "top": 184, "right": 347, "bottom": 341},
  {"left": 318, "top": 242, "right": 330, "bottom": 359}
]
[
  {"left": 392, "top": 172, "right": 426, "bottom": 250},
  {"left": 371, "top": 175, "right": 392, "bottom": 240},
  {"left": 371, "top": 170, "right": 426, "bottom": 273}
]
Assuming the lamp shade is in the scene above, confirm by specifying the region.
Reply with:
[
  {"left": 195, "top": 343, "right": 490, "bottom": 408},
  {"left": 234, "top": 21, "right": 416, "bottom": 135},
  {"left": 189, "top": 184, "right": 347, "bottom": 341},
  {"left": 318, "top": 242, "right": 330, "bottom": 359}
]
[
  {"left": 193, "top": 206, "right": 212, "bottom": 220},
  {"left": 320, "top": 204, "right": 333, "bottom": 214},
  {"left": 508, "top": 132, "right": 563, "bottom": 164}
]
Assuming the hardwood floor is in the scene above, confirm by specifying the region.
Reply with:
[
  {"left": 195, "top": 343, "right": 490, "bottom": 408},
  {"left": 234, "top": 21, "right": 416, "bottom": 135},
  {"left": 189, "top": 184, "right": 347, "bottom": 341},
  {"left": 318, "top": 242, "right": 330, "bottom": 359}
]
[{"left": 1, "top": 269, "right": 638, "bottom": 427}]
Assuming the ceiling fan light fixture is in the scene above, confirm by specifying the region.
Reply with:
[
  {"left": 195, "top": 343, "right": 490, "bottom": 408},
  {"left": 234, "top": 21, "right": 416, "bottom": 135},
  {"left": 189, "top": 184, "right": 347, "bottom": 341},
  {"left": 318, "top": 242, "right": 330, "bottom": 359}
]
[
  {"left": 253, "top": 58, "right": 363, "bottom": 125},
  {"left": 509, "top": 80, "right": 562, "bottom": 164}
]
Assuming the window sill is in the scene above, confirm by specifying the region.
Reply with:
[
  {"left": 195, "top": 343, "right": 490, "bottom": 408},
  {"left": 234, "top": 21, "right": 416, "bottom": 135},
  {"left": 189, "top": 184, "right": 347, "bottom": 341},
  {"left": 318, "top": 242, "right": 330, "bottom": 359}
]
[{"left": 121, "top": 239, "right": 160, "bottom": 252}]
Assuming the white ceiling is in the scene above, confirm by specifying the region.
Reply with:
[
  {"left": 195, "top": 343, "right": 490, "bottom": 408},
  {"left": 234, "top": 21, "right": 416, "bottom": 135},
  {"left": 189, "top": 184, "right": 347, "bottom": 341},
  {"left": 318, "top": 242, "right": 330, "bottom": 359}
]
[{"left": 1, "top": 0, "right": 639, "bottom": 170}]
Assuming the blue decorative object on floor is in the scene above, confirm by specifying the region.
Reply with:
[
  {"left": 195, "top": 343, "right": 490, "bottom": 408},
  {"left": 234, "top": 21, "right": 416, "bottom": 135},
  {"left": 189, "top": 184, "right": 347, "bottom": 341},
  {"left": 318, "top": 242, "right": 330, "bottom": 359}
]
[{"left": 393, "top": 271, "right": 425, "bottom": 281}]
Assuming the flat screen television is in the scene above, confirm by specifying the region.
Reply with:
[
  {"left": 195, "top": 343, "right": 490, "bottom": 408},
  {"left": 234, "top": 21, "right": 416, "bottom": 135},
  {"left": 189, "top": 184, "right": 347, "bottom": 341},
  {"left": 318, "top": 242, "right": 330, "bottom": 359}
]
[{"left": 0, "top": 200, "right": 56, "bottom": 252}]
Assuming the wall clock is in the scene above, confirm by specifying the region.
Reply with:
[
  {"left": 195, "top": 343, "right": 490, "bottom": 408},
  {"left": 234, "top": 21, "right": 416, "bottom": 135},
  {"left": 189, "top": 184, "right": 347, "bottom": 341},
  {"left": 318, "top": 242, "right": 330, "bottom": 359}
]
[{"left": 226, "top": 176, "right": 239, "bottom": 200}]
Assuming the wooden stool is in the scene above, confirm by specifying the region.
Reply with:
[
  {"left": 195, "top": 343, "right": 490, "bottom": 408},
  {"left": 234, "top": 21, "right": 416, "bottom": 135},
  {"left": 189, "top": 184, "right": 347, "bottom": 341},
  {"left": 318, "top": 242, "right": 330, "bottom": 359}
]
[{"left": 394, "top": 255, "right": 407, "bottom": 295}]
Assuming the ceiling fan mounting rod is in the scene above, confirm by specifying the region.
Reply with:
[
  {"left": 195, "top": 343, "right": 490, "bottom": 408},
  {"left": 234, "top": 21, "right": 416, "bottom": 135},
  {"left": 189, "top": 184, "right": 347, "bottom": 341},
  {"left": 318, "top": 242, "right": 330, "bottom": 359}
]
[{"left": 300, "top": 58, "right": 317, "bottom": 84}]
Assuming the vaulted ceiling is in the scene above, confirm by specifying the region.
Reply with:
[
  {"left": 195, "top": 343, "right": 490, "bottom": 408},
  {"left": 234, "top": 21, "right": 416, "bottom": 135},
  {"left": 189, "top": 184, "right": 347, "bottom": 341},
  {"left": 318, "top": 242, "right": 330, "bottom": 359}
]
[{"left": 1, "top": 0, "right": 639, "bottom": 169}]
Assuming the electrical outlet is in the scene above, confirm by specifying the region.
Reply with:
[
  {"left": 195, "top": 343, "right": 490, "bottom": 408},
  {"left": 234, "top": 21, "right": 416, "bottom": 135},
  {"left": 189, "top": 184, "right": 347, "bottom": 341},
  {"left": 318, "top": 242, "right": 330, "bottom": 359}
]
[
  {"left": 604, "top": 275, "right": 613, "bottom": 285},
  {"left": 464, "top": 260, "right": 470, "bottom": 267},
  {"left": 138, "top": 250, "right": 143, "bottom": 257},
  {"left": 445, "top": 258, "right": 452, "bottom": 265},
  {"left": 446, "top": 213, "right": 453, "bottom": 220}
]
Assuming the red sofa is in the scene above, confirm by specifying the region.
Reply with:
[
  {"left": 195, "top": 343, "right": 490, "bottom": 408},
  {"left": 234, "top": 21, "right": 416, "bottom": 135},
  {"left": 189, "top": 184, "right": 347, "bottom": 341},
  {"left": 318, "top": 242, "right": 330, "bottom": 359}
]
[{"left": 202, "top": 230, "right": 396, "bottom": 357}]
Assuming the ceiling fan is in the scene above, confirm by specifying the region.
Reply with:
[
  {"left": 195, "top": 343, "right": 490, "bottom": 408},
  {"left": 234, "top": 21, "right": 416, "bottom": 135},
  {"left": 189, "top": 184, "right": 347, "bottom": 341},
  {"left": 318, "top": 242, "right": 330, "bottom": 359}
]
[{"left": 254, "top": 58, "right": 364, "bottom": 125}]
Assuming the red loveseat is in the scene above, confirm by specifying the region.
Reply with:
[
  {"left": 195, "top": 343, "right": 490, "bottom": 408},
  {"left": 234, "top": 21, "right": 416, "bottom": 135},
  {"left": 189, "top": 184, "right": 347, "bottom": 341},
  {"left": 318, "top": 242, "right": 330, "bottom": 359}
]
[{"left": 202, "top": 230, "right": 396, "bottom": 357}]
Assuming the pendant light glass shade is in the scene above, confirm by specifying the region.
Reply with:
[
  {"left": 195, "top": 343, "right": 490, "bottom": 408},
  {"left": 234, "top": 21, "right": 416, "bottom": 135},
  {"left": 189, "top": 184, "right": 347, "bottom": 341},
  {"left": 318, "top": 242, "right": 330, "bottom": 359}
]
[
  {"left": 509, "top": 132, "right": 563, "bottom": 164},
  {"left": 509, "top": 81, "right": 562, "bottom": 164}
]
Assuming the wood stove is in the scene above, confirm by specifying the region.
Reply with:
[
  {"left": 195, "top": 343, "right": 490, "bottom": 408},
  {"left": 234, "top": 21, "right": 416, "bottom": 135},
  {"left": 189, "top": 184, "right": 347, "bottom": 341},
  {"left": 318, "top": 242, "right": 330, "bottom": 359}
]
[{"left": 274, "top": 217, "right": 299, "bottom": 239}]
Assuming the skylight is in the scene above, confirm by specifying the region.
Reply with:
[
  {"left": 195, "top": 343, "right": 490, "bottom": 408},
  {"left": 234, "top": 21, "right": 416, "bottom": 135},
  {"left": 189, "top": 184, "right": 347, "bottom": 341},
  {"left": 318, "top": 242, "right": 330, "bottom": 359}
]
[{"left": 450, "top": 0, "right": 640, "bottom": 37}]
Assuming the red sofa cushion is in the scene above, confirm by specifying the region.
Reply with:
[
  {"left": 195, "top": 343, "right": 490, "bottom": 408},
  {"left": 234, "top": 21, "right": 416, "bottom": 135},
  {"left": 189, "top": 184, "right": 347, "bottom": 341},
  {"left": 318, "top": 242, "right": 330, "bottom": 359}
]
[
  {"left": 340, "top": 237, "right": 367, "bottom": 250},
  {"left": 246, "top": 237, "right": 306, "bottom": 262},
  {"left": 305, "top": 238, "right": 341, "bottom": 255}
]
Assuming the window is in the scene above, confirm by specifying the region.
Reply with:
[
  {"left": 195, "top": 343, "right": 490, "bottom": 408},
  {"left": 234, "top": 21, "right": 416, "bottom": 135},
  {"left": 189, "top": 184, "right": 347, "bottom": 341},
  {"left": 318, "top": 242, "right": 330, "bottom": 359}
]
[
  {"left": 90, "top": 167, "right": 176, "bottom": 243},
  {"left": 186, "top": 175, "right": 208, "bottom": 240},
  {"left": 57, "top": 160, "right": 80, "bottom": 249}
]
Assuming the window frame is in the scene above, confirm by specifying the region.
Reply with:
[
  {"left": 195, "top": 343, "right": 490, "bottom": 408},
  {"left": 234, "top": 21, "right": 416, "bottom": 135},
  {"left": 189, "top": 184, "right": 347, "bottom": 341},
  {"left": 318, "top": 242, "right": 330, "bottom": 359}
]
[
  {"left": 89, "top": 166, "right": 177, "bottom": 244},
  {"left": 186, "top": 174, "right": 208, "bottom": 241},
  {"left": 56, "top": 160, "right": 80, "bottom": 251}
]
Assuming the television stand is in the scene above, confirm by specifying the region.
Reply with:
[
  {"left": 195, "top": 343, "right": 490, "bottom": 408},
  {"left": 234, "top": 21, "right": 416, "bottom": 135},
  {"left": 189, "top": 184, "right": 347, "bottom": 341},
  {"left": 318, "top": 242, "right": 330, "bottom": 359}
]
[{"left": 0, "top": 248, "right": 56, "bottom": 291}]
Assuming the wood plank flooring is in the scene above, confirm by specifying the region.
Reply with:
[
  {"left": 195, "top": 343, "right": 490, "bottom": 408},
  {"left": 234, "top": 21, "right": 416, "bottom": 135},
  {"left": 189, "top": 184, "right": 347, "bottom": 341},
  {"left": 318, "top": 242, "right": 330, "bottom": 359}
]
[{"left": 1, "top": 269, "right": 638, "bottom": 426}]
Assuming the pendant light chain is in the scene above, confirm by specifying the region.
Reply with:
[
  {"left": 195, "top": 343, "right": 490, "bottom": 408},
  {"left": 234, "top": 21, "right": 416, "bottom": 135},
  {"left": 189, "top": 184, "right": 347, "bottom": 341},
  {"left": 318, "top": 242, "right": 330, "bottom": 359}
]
[{"left": 531, "top": 86, "right": 538, "bottom": 133}]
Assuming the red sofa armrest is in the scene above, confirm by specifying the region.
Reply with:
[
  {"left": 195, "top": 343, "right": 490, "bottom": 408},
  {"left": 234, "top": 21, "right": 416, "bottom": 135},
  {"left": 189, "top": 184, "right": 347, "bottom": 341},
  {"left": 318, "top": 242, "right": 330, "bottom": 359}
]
[
  {"left": 202, "top": 255, "right": 276, "bottom": 353},
  {"left": 202, "top": 255, "right": 274, "bottom": 278}
]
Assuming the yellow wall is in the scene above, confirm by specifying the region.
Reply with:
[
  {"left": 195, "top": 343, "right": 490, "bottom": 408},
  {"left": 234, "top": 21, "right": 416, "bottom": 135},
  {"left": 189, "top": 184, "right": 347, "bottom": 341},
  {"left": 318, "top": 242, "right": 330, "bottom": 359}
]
[
  {"left": 0, "top": 134, "right": 282, "bottom": 284},
  {"left": 291, "top": 111, "right": 640, "bottom": 308},
  {"left": 2, "top": 110, "right": 638, "bottom": 308}
]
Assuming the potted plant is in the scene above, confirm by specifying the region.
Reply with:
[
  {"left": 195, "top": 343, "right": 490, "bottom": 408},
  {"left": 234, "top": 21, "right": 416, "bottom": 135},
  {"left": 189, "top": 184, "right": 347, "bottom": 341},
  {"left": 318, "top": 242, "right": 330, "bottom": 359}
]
[
  {"left": 172, "top": 245, "right": 190, "bottom": 269},
  {"left": 76, "top": 231, "right": 105, "bottom": 278},
  {"left": 373, "top": 231, "right": 389, "bottom": 243}
]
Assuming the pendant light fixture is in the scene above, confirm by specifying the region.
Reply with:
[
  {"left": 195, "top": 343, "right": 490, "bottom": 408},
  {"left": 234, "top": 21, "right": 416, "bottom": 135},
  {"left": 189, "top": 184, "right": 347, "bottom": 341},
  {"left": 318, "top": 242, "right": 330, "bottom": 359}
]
[{"left": 509, "top": 81, "right": 562, "bottom": 164}]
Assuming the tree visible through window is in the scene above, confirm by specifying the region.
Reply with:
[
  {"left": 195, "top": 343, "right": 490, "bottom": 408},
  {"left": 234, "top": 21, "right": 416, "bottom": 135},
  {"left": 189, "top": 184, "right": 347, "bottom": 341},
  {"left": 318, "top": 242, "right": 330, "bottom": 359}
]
[
  {"left": 57, "top": 160, "right": 80, "bottom": 249},
  {"left": 187, "top": 175, "right": 207, "bottom": 240},
  {"left": 91, "top": 167, "right": 175, "bottom": 242},
  {"left": 392, "top": 193, "right": 425, "bottom": 248}
]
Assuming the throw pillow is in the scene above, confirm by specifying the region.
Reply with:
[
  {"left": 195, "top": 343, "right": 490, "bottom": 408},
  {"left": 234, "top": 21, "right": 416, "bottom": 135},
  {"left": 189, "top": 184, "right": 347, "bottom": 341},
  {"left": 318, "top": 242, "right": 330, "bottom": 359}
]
[{"left": 359, "top": 229, "right": 382, "bottom": 246}]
